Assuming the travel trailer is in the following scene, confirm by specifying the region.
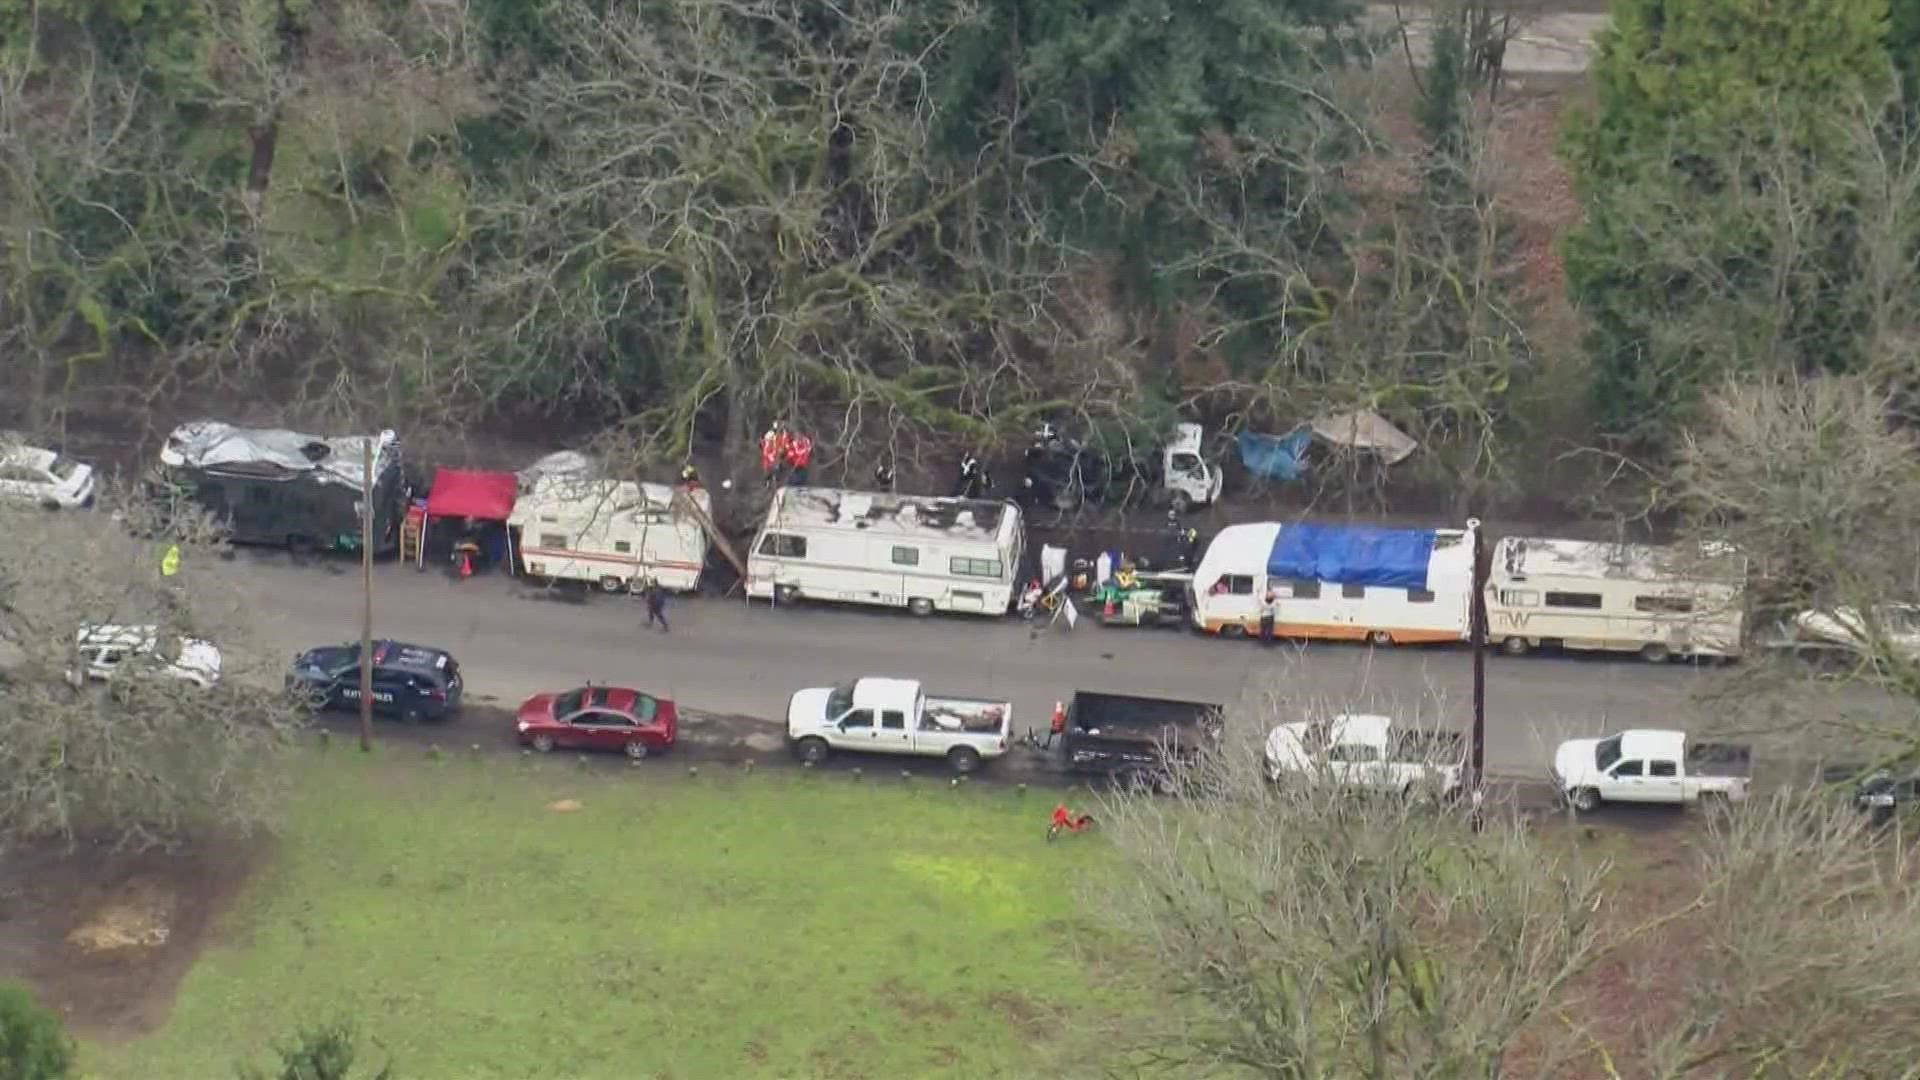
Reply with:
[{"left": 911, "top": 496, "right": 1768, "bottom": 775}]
[
  {"left": 1486, "top": 537, "right": 1746, "bottom": 662},
  {"left": 1188, "top": 521, "right": 1479, "bottom": 645},
  {"left": 509, "top": 476, "right": 711, "bottom": 593},
  {"left": 746, "top": 487, "right": 1023, "bottom": 617},
  {"left": 151, "top": 421, "right": 405, "bottom": 552}
]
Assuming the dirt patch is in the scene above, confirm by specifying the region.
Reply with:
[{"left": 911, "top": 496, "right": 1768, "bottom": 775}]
[
  {"left": 0, "top": 839, "right": 264, "bottom": 1040},
  {"left": 546, "top": 799, "right": 583, "bottom": 813},
  {"left": 66, "top": 879, "right": 175, "bottom": 952}
]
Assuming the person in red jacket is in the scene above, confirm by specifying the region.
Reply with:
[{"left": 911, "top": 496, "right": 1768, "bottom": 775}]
[
  {"left": 785, "top": 432, "right": 814, "bottom": 487},
  {"left": 760, "top": 421, "right": 790, "bottom": 485}
]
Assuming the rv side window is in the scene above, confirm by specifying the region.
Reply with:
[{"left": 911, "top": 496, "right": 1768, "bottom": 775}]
[
  {"left": 538, "top": 533, "right": 567, "bottom": 548},
  {"left": 891, "top": 546, "right": 919, "bottom": 567},
  {"left": 1544, "top": 591, "right": 1602, "bottom": 610},
  {"left": 759, "top": 533, "right": 807, "bottom": 559},
  {"left": 1634, "top": 595, "right": 1694, "bottom": 614},
  {"left": 1289, "top": 580, "right": 1321, "bottom": 600},
  {"left": 1341, "top": 584, "right": 1366, "bottom": 600},
  {"left": 247, "top": 486, "right": 272, "bottom": 505},
  {"left": 949, "top": 556, "right": 1003, "bottom": 578},
  {"left": 1407, "top": 589, "right": 1435, "bottom": 603},
  {"left": 613, "top": 541, "right": 631, "bottom": 553},
  {"left": 1500, "top": 589, "right": 1539, "bottom": 607}
]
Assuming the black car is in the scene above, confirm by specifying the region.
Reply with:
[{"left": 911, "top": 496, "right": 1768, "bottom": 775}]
[
  {"left": 286, "top": 640, "right": 463, "bottom": 722},
  {"left": 1851, "top": 769, "right": 1920, "bottom": 826}
]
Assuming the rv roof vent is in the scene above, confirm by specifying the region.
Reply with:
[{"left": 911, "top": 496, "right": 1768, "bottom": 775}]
[
  {"left": 954, "top": 511, "right": 976, "bottom": 531},
  {"left": 300, "top": 441, "right": 332, "bottom": 462},
  {"left": 897, "top": 502, "right": 919, "bottom": 524}
]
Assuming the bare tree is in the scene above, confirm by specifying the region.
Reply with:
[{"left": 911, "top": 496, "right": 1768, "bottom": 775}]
[
  {"left": 0, "top": 488, "right": 306, "bottom": 849},
  {"left": 1672, "top": 374, "right": 1920, "bottom": 756},
  {"left": 1092, "top": 681, "right": 1920, "bottom": 1076}
]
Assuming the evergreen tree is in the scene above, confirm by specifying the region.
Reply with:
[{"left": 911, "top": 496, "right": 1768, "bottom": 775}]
[{"left": 1560, "top": 0, "right": 1896, "bottom": 444}]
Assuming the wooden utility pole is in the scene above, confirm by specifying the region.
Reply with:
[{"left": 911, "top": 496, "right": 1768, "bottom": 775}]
[
  {"left": 1468, "top": 518, "right": 1488, "bottom": 827},
  {"left": 359, "top": 439, "right": 375, "bottom": 753}
]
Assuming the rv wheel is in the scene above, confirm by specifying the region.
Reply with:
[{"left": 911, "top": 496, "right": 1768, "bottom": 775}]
[
  {"left": 1640, "top": 642, "right": 1672, "bottom": 664},
  {"left": 908, "top": 597, "right": 935, "bottom": 617},
  {"left": 1501, "top": 636, "right": 1531, "bottom": 657},
  {"left": 774, "top": 585, "right": 800, "bottom": 607},
  {"left": 1220, "top": 623, "right": 1246, "bottom": 639},
  {"left": 1367, "top": 630, "right": 1394, "bottom": 647},
  {"left": 600, "top": 576, "right": 624, "bottom": 593}
]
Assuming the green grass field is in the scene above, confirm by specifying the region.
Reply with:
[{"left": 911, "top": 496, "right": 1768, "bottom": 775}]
[{"left": 95, "top": 752, "right": 1138, "bottom": 1079}]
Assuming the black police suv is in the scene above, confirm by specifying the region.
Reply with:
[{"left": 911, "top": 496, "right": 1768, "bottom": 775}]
[{"left": 286, "top": 640, "right": 464, "bottom": 722}]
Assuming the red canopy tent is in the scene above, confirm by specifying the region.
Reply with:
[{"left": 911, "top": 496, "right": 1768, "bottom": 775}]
[{"left": 418, "top": 468, "right": 520, "bottom": 568}]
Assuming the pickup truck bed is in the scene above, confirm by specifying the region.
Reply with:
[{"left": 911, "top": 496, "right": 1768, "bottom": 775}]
[
  {"left": 1062, "top": 691, "right": 1221, "bottom": 779},
  {"left": 1687, "top": 741, "right": 1753, "bottom": 777},
  {"left": 920, "top": 695, "right": 1008, "bottom": 734}
]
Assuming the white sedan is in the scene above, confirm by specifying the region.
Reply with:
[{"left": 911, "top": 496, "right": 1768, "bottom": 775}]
[
  {"left": 71, "top": 625, "right": 223, "bottom": 689},
  {"left": 0, "top": 442, "right": 95, "bottom": 509}
]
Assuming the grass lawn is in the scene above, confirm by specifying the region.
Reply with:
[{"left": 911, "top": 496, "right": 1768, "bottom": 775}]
[{"left": 92, "top": 751, "right": 1139, "bottom": 1079}]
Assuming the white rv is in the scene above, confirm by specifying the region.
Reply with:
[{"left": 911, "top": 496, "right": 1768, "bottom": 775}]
[
  {"left": 746, "top": 487, "right": 1023, "bottom": 617},
  {"left": 1486, "top": 538, "right": 1746, "bottom": 662},
  {"left": 1189, "top": 521, "right": 1478, "bottom": 645},
  {"left": 509, "top": 476, "right": 710, "bottom": 593}
]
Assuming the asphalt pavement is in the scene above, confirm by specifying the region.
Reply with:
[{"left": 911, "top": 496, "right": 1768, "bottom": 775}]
[{"left": 192, "top": 550, "right": 1873, "bottom": 781}]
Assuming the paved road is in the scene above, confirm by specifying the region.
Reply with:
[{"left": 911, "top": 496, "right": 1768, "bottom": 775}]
[
  {"left": 196, "top": 551, "right": 1857, "bottom": 780},
  {"left": 1366, "top": 6, "right": 1606, "bottom": 74}
]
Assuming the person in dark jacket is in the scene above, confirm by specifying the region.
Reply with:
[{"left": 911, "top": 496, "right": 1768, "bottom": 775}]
[{"left": 644, "top": 580, "right": 670, "bottom": 633}]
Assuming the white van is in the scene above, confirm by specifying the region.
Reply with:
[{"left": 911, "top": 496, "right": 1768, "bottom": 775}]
[
  {"left": 510, "top": 476, "right": 710, "bottom": 593},
  {"left": 1487, "top": 538, "right": 1746, "bottom": 662},
  {"left": 746, "top": 487, "right": 1023, "bottom": 617},
  {"left": 1189, "top": 520, "right": 1478, "bottom": 645}
]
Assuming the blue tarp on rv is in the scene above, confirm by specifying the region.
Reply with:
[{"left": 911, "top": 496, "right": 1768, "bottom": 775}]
[
  {"left": 1237, "top": 430, "right": 1314, "bottom": 481},
  {"left": 1266, "top": 524, "right": 1437, "bottom": 590}
]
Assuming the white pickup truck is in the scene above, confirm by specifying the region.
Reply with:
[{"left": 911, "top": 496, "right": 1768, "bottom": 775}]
[
  {"left": 1552, "top": 729, "right": 1750, "bottom": 812},
  {"left": 1265, "top": 714, "right": 1465, "bottom": 799},
  {"left": 786, "top": 677, "right": 1012, "bottom": 774}
]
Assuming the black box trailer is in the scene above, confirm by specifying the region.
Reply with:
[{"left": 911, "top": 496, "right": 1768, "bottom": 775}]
[
  {"left": 149, "top": 421, "right": 407, "bottom": 553},
  {"left": 1061, "top": 690, "right": 1222, "bottom": 784}
]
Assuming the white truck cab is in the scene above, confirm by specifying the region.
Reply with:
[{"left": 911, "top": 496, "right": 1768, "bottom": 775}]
[
  {"left": 1161, "top": 423, "right": 1222, "bottom": 512},
  {"left": 1552, "top": 728, "right": 1749, "bottom": 812},
  {"left": 786, "top": 676, "right": 1011, "bottom": 774}
]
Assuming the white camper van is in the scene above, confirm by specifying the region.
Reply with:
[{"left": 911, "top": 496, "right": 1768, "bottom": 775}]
[
  {"left": 746, "top": 487, "right": 1023, "bottom": 617},
  {"left": 1189, "top": 521, "right": 1478, "bottom": 645},
  {"left": 1487, "top": 537, "right": 1746, "bottom": 662},
  {"left": 509, "top": 476, "right": 710, "bottom": 593}
]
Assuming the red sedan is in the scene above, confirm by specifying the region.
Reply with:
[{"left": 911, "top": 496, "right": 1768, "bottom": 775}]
[{"left": 515, "top": 685, "right": 677, "bottom": 759}]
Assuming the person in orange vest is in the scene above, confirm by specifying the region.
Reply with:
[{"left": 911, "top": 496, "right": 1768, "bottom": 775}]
[
  {"left": 785, "top": 432, "right": 813, "bottom": 487},
  {"left": 760, "top": 421, "right": 790, "bottom": 485},
  {"left": 1042, "top": 700, "right": 1067, "bottom": 748}
]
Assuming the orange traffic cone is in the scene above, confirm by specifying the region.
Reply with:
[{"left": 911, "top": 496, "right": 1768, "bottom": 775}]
[{"left": 1050, "top": 701, "right": 1066, "bottom": 732}]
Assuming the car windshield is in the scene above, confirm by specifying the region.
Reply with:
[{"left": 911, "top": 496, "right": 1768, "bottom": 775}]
[
  {"left": 49, "top": 455, "right": 80, "bottom": 480},
  {"left": 826, "top": 681, "right": 856, "bottom": 717},
  {"left": 555, "top": 689, "right": 586, "bottom": 716},
  {"left": 1595, "top": 735, "right": 1624, "bottom": 772}
]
